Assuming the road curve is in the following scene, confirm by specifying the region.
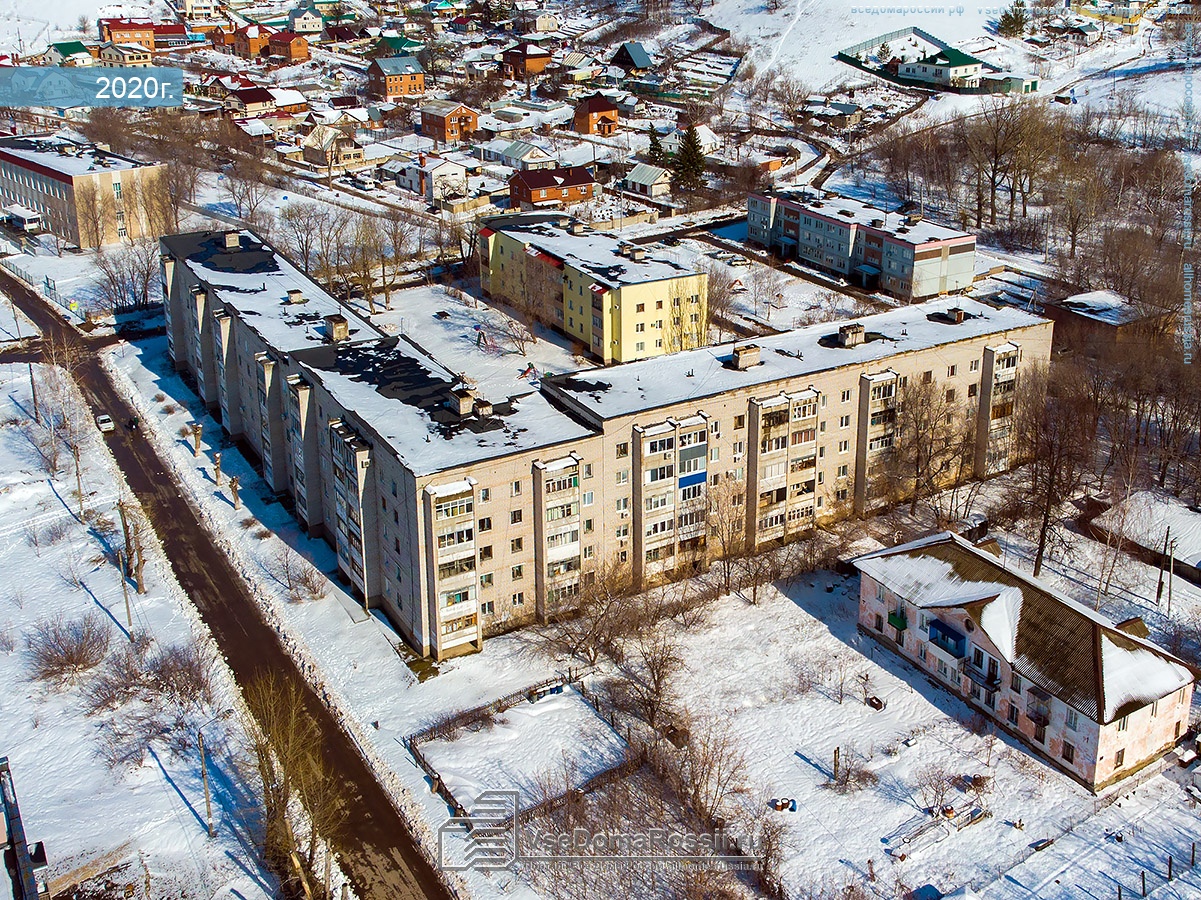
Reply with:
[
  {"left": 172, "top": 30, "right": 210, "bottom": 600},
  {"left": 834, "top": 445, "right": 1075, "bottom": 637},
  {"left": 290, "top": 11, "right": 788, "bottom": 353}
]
[{"left": 0, "top": 270, "right": 452, "bottom": 900}]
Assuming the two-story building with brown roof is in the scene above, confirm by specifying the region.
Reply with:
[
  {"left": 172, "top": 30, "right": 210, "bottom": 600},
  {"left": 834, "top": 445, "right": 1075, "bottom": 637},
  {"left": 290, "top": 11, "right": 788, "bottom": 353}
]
[
  {"left": 573, "top": 94, "right": 619, "bottom": 136},
  {"left": 509, "top": 166, "right": 597, "bottom": 210},
  {"left": 367, "top": 56, "right": 425, "bottom": 100},
  {"left": 421, "top": 101, "right": 479, "bottom": 145}
]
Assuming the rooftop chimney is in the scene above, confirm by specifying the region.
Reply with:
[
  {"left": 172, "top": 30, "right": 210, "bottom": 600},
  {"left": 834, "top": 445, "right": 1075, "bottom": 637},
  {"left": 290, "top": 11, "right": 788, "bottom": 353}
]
[
  {"left": 949, "top": 306, "right": 966, "bottom": 325},
  {"left": 446, "top": 387, "right": 475, "bottom": 417},
  {"left": 567, "top": 221, "right": 587, "bottom": 235},
  {"left": 838, "top": 322, "right": 865, "bottom": 348},
  {"left": 223, "top": 230, "right": 241, "bottom": 251},
  {"left": 325, "top": 312, "right": 348, "bottom": 341},
  {"left": 286, "top": 288, "right": 305, "bottom": 304},
  {"left": 730, "top": 343, "right": 761, "bottom": 370},
  {"left": 629, "top": 247, "right": 646, "bottom": 261},
  {"left": 473, "top": 397, "right": 493, "bottom": 418}
]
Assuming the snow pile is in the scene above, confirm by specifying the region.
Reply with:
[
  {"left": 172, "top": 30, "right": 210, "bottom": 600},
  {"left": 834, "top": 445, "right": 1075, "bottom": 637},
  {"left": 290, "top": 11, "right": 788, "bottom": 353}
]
[{"left": 419, "top": 687, "right": 628, "bottom": 811}]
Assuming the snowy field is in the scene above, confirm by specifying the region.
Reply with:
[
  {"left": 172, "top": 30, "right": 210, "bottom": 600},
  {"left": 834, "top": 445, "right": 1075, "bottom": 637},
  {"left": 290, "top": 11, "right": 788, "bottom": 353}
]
[
  {"left": 0, "top": 364, "right": 273, "bottom": 899},
  {"left": 420, "top": 687, "right": 628, "bottom": 812}
]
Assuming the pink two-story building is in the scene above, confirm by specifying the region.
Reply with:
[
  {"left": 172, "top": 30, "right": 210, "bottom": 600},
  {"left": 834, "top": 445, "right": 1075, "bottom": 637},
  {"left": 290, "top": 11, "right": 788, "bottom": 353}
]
[{"left": 855, "top": 532, "right": 1196, "bottom": 792}]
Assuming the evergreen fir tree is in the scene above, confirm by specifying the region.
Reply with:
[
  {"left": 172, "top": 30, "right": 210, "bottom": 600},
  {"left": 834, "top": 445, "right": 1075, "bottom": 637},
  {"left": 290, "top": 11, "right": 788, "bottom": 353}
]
[
  {"left": 646, "top": 125, "right": 664, "bottom": 165},
  {"left": 878, "top": 41, "right": 891, "bottom": 61},
  {"left": 998, "top": 0, "right": 1028, "bottom": 37},
  {"left": 672, "top": 125, "right": 706, "bottom": 192}
]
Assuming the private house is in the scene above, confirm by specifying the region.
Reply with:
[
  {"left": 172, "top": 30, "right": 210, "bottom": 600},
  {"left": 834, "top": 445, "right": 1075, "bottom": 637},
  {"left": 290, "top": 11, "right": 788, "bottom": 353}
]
[
  {"left": 268, "top": 87, "right": 308, "bottom": 114},
  {"left": 501, "top": 42, "right": 552, "bottom": 78},
  {"left": 152, "top": 23, "right": 189, "bottom": 49},
  {"left": 532, "top": 13, "right": 560, "bottom": 31},
  {"left": 662, "top": 124, "right": 719, "bottom": 157},
  {"left": 268, "top": 31, "right": 310, "bottom": 62},
  {"left": 98, "top": 18, "right": 155, "bottom": 48},
  {"left": 374, "top": 34, "right": 425, "bottom": 56},
  {"left": 46, "top": 41, "right": 94, "bottom": 66},
  {"left": 478, "top": 138, "right": 557, "bottom": 170},
  {"left": 302, "top": 124, "right": 364, "bottom": 169},
  {"left": 233, "top": 25, "right": 272, "bottom": 59},
  {"left": 573, "top": 94, "right": 620, "bottom": 136},
  {"left": 98, "top": 42, "right": 153, "bottom": 67},
  {"left": 621, "top": 163, "right": 671, "bottom": 198},
  {"left": 367, "top": 56, "right": 426, "bottom": 100},
  {"left": 855, "top": 532, "right": 1196, "bottom": 791},
  {"left": 747, "top": 189, "right": 976, "bottom": 302},
  {"left": 421, "top": 100, "right": 480, "bottom": 145},
  {"left": 805, "top": 100, "right": 864, "bottom": 130},
  {"left": 226, "top": 86, "right": 277, "bottom": 116},
  {"left": 899, "top": 47, "right": 984, "bottom": 88},
  {"left": 163, "top": 224, "right": 1051, "bottom": 661},
  {"left": 288, "top": 6, "right": 325, "bottom": 34},
  {"left": 611, "top": 41, "right": 652, "bottom": 74},
  {"left": 394, "top": 154, "right": 469, "bottom": 203},
  {"left": 509, "top": 166, "right": 597, "bottom": 210}
]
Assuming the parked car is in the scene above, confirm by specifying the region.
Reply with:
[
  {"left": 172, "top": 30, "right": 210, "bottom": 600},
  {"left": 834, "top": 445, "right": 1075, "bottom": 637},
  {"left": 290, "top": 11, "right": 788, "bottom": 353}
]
[{"left": 95, "top": 414, "right": 115, "bottom": 433}]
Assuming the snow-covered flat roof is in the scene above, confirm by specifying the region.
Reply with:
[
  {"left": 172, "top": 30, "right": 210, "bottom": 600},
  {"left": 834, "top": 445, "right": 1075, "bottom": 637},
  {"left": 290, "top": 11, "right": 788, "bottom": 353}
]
[
  {"left": 0, "top": 134, "right": 156, "bottom": 180},
  {"left": 758, "top": 188, "right": 972, "bottom": 246},
  {"left": 486, "top": 216, "right": 702, "bottom": 289},
  {"left": 162, "top": 230, "right": 375, "bottom": 354},
  {"left": 290, "top": 335, "right": 595, "bottom": 476},
  {"left": 543, "top": 298, "right": 1047, "bottom": 423},
  {"left": 1056, "top": 289, "right": 1142, "bottom": 326},
  {"left": 854, "top": 532, "right": 1194, "bottom": 724}
]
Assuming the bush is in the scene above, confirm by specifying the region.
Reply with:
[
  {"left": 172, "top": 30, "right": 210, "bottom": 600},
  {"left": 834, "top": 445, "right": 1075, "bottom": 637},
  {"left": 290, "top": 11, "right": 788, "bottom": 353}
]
[
  {"left": 0, "top": 625, "right": 13, "bottom": 653},
  {"left": 153, "top": 393, "right": 166, "bottom": 402},
  {"left": 148, "top": 641, "right": 214, "bottom": 711},
  {"left": 162, "top": 403, "right": 177, "bottom": 415},
  {"left": 26, "top": 613, "right": 111, "bottom": 685},
  {"left": 240, "top": 516, "right": 258, "bottom": 530},
  {"left": 84, "top": 631, "right": 153, "bottom": 714}
]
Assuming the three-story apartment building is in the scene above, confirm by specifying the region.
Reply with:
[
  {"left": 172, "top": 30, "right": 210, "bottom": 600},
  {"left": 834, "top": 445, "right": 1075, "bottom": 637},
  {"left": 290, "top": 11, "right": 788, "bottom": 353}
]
[{"left": 748, "top": 189, "right": 976, "bottom": 301}]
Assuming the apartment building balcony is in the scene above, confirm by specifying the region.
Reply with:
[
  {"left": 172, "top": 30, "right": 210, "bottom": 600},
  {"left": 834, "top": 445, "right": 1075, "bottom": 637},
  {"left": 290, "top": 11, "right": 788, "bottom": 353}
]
[
  {"left": 928, "top": 619, "right": 967, "bottom": 658},
  {"left": 887, "top": 610, "right": 907, "bottom": 632},
  {"left": 441, "top": 594, "right": 478, "bottom": 619},
  {"left": 964, "top": 661, "right": 1001, "bottom": 689},
  {"left": 994, "top": 363, "right": 1018, "bottom": 383}
]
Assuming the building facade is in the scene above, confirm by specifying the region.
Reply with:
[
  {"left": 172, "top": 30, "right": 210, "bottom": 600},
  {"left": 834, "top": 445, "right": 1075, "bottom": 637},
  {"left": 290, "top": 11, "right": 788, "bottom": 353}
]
[
  {"left": 898, "top": 48, "right": 984, "bottom": 88},
  {"left": 0, "top": 135, "right": 166, "bottom": 248},
  {"left": 508, "top": 166, "right": 597, "bottom": 210},
  {"left": 748, "top": 189, "right": 976, "bottom": 301},
  {"left": 855, "top": 533, "right": 1195, "bottom": 790},
  {"left": 367, "top": 56, "right": 425, "bottom": 99},
  {"left": 421, "top": 101, "right": 479, "bottom": 145},
  {"left": 98, "top": 42, "right": 153, "bottom": 66},
  {"left": 162, "top": 227, "right": 1053, "bottom": 663},
  {"left": 479, "top": 214, "right": 707, "bottom": 364}
]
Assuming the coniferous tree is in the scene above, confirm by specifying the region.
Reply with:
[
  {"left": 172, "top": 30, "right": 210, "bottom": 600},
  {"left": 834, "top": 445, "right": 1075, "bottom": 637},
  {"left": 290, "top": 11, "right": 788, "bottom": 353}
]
[
  {"left": 646, "top": 124, "right": 664, "bottom": 165},
  {"left": 998, "top": 0, "right": 1029, "bottom": 37},
  {"left": 672, "top": 125, "right": 706, "bottom": 192}
]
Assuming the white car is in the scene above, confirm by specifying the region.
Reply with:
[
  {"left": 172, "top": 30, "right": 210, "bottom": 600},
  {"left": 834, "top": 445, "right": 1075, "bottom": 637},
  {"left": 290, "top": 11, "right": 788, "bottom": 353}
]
[{"left": 95, "top": 414, "right": 115, "bottom": 433}]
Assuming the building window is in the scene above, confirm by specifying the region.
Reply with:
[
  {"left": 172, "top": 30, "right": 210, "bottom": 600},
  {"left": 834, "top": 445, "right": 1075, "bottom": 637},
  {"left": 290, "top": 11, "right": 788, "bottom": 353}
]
[
  {"left": 945, "top": 388, "right": 956, "bottom": 403},
  {"left": 511, "top": 480, "right": 522, "bottom": 497},
  {"left": 1062, "top": 742, "right": 1075, "bottom": 764},
  {"left": 970, "top": 359, "right": 980, "bottom": 372},
  {"left": 616, "top": 442, "right": 629, "bottom": 458},
  {"left": 874, "top": 614, "right": 883, "bottom": 632},
  {"left": 583, "top": 463, "right": 593, "bottom": 479},
  {"left": 511, "top": 537, "right": 523, "bottom": 552},
  {"left": 636, "top": 342, "right": 645, "bottom": 351},
  {"left": 1007, "top": 704, "right": 1019, "bottom": 725},
  {"left": 1117, "top": 715, "right": 1128, "bottom": 731},
  {"left": 479, "top": 517, "right": 492, "bottom": 532},
  {"left": 837, "top": 464, "right": 848, "bottom": 477},
  {"left": 480, "top": 573, "right": 494, "bottom": 587},
  {"left": 923, "top": 370, "right": 933, "bottom": 384},
  {"left": 479, "top": 545, "right": 493, "bottom": 561},
  {"left": 616, "top": 469, "right": 629, "bottom": 484},
  {"left": 512, "top": 591, "right": 524, "bottom": 605},
  {"left": 509, "top": 509, "right": 522, "bottom": 525},
  {"left": 583, "top": 544, "right": 594, "bottom": 559},
  {"left": 583, "top": 491, "right": 594, "bottom": 506},
  {"left": 1034, "top": 723, "right": 1046, "bottom": 743},
  {"left": 968, "top": 383, "right": 978, "bottom": 398},
  {"left": 838, "top": 440, "right": 849, "bottom": 453},
  {"left": 841, "top": 389, "right": 852, "bottom": 402},
  {"left": 1066, "top": 709, "right": 1078, "bottom": 731},
  {"left": 1151, "top": 700, "right": 1159, "bottom": 717},
  {"left": 511, "top": 564, "right": 523, "bottom": 580},
  {"left": 734, "top": 415, "right": 746, "bottom": 429},
  {"left": 948, "top": 364, "right": 957, "bottom": 377},
  {"left": 839, "top": 415, "right": 850, "bottom": 428},
  {"left": 481, "top": 600, "right": 494, "bottom": 614},
  {"left": 1114, "top": 748, "right": 1125, "bottom": 768},
  {"left": 1011, "top": 673, "right": 1022, "bottom": 692}
]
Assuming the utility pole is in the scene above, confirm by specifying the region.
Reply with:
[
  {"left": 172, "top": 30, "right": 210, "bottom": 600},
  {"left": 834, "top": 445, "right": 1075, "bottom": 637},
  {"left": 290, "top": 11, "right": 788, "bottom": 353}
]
[
  {"left": 198, "top": 709, "right": 234, "bottom": 837},
  {"left": 1156, "top": 526, "right": 1171, "bottom": 605},
  {"left": 120, "top": 549, "right": 132, "bottom": 633},
  {"left": 1168, "top": 539, "right": 1177, "bottom": 619}
]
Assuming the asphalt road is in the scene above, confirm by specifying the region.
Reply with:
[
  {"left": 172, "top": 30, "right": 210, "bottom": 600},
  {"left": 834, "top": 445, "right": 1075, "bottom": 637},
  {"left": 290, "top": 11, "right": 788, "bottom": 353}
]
[{"left": 0, "top": 271, "right": 452, "bottom": 900}]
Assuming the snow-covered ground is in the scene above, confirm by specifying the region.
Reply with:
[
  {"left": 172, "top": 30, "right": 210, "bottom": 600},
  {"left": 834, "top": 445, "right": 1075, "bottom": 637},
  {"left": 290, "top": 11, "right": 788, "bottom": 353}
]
[
  {"left": 420, "top": 687, "right": 628, "bottom": 812},
  {"left": 0, "top": 290, "right": 37, "bottom": 342},
  {"left": 0, "top": 364, "right": 273, "bottom": 899}
]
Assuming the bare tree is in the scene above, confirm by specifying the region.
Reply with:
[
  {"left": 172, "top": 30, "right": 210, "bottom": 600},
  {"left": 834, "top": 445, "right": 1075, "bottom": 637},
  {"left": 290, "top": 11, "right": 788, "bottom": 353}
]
[
  {"left": 543, "top": 556, "right": 634, "bottom": 665},
  {"left": 223, "top": 157, "right": 272, "bottom": 223},
  {"left": 706, "top": 475, "right": 747, "bottom": 591},
  {"left": 683, "top": 712, "right": 748, "bottom": 823},
  {"left": 620, "top": 627, "right": 684, "bottom": 729},
  {"left": 94, "top": 238, "right": 160, "bottom": 311},
  {"left": 278, "top": 202, "right": 324, "bottom": 275}
]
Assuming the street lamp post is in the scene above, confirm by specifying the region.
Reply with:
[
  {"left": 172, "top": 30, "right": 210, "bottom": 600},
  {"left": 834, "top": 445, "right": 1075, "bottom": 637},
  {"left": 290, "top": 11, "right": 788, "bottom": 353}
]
[{"left": 198, "top": 709, "right": 235, "bottom": 838}]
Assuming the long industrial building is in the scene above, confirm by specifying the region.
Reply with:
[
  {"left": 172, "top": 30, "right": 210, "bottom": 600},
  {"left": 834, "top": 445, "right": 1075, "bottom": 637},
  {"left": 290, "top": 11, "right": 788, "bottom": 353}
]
[{"left": 161, "top": 227, "right": 1052, "bottom": 660}]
